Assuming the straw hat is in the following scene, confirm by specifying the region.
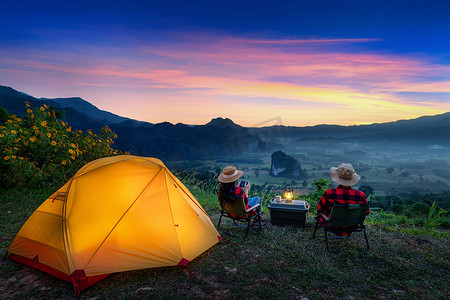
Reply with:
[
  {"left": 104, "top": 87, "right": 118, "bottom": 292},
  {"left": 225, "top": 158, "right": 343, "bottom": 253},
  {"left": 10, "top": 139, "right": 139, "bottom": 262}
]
[
  {"left": 329, "top": 163, "right": 360, "bottom": 186},
  {"left": 218, "top": 166, "right": 243, "bottom": 183}
]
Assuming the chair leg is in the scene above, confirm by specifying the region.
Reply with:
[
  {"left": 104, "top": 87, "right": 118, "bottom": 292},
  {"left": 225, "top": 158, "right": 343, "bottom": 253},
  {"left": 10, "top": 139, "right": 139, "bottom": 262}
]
[
  {"left": 363, "top": 226, "right": 370, "bottom": 251},
  {"left": 244, "top": 219, "right": 251, "bottom": 239},
  {"left": 217, "top": 213, "right": 223, "bottom": 230},
  {"left": 312, "top": 218, "right": 320, "bottom": 238},
  {"left": 257, "top": 211, "right": 262, "bottom": 230},
  {"left": 325, "top": 229, "right": 340, "bottom": 254}
]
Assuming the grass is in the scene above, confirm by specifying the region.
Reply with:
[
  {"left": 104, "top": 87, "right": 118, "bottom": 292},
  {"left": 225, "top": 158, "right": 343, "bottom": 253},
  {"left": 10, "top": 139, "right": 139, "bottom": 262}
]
[{"left": 1, "top": 186, "right": 449, "bottom": 299}]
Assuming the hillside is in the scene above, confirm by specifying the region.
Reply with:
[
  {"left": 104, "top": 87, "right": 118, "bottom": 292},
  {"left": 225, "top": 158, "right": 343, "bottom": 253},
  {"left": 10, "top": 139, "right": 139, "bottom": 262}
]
[
  {"left": 0, "top": 185, "right": 448, "bottom": 299},
  {"left": 1, "top": 85, "right": 449, "bottom": 160}
]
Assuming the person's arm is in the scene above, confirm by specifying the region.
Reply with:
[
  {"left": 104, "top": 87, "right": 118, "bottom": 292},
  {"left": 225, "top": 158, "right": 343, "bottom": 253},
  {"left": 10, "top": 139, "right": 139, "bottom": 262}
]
[
  {"left": 244, "top": 181, "right": 250, "bottom": 198},
  {"left": 317, "top": 192, "right": 330, "bottom": 216}
]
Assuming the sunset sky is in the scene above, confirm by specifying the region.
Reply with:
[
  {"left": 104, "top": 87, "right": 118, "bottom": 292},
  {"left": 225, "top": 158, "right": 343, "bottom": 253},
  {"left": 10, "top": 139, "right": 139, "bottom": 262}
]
[{"left": 1, "top": 0, "right": 449, "bottom": 126}]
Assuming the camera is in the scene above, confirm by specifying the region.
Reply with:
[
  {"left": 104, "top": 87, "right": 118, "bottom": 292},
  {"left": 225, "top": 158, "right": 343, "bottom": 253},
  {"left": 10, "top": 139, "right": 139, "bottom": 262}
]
[{"left": 239, "top": 181, "right": 248, "bottom": 188}]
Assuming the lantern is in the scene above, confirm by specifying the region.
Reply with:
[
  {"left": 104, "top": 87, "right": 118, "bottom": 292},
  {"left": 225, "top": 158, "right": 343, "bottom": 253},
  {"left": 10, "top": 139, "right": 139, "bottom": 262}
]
[{"left": 284, "top": 186, "right": 294, "bottom": 203}]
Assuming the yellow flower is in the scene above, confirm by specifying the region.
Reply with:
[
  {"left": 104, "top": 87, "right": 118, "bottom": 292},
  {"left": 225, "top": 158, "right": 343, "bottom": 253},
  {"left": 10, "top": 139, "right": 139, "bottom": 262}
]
[
  {"left": 32, "top": 126, "right": 38, "bottom": 130},
  {"left": 30, "top": 136, "right": 37, "bottom": 142},
  {"left": 41, "top": 121, "right": 47, "bottom": 127},
  {"left": 40, "top": 107, "right": 45, "bottom": 111},
  {"left": 35, "top": 130, "right": 39, "bottom": 134},
  {"left": 69, "top": 143, "right": 77, "bottom": 148},
  {"left": 51, "top": 141, "right": 57, "bottom": 146},
  {"left": 47, "top": 133, "right": 52, "bottom": 138},
  {"left": 27, "top": 109, "right": 33, "bottom": 114},
  {"left": 44, "top": 104, "right": 49, "bottom": 109},
  {"left": 62, "top": 160, "right": 67, "bottom": 165},
  {"left": 71, "top": 155, "right": 76, "bottom": 160},
  {"left": 66, "top": 127, "right": 72, "bottom": 132},
  {"left": 25, "top": 101, "right": 30, "bottom": 107},
  {"left": 4, "top": 156, "right": 10, "bottom": 160},
  {"left": 69, "top": 149, "right": 75, "bottom": 155},
  {"left": 0, "top": 134, "right": 4, "bottom": 138},
  {"left": 16, "top": 118, "right": 22, "bottom": 122},
  {"left": 11, "top": 130, "right": 16, "bottom": 134}
]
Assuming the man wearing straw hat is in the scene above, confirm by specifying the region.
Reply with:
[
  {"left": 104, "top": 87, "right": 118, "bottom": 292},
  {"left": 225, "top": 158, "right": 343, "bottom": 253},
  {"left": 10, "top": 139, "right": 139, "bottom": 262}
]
[{"left": 317, "top": 163, "right": 369, "bottom": 235}]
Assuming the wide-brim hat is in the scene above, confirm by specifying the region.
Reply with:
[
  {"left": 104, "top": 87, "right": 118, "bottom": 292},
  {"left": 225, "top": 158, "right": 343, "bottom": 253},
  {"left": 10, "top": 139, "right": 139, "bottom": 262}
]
[
  {"left": 330, "top": 163, "right": 360, "bottom": 186},
  {"left": 218, "top": 166, "right": 243, "bottom": 183}
]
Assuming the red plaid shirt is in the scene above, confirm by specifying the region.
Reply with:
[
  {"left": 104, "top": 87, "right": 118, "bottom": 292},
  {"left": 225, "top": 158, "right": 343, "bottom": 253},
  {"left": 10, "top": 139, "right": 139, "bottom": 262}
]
[
  {"left": 317, "top": 185, "right": 369, "bottom": 234},
  {"left": 235, "top": 187, "right": 249, "bottom": 209}
]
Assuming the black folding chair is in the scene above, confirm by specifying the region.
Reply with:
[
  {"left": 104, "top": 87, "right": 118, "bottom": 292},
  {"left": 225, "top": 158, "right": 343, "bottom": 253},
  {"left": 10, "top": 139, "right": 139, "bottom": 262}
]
[
  {"left": 217, "top": 192, "right": 262, "bottom": 239},
  {"left": 313, "top": 203, "right": 370, "bottom": 253}
]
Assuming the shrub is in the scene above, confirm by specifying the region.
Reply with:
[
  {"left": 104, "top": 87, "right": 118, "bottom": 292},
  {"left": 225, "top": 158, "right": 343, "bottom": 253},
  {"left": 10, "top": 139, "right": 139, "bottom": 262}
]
[
  {"left": 407, "top": 202, "right": 431, "bottom": 217},
  {"left": 0, "top": 106, "right": 9, "bottom": 123},
  {"left": 0, "top": 102, "right": 126, "bottom": 189},
  {"left": 302, "top": 178, "right": 331, "bottom": 208}
]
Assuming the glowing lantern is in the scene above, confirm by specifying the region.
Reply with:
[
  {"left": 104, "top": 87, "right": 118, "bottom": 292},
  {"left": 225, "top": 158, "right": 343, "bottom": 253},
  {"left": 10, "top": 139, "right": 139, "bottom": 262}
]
[{"left": 284, "top": 186, "right": 294, "bottom": 203}]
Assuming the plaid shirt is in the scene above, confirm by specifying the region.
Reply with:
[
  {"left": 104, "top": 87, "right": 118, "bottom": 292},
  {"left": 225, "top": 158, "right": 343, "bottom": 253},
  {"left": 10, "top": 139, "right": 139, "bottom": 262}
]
[
  {"left": 317, "top": 185, "right": 369, "bottom": 233},
  {"left": 235, "top": 187, "right": 249, "bottom": 209}
]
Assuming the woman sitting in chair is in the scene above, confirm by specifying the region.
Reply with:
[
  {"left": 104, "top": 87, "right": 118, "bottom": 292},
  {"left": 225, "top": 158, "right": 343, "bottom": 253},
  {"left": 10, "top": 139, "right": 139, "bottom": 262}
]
[{"left": 218, "top": 166, "right": 265, "bottom": 227}]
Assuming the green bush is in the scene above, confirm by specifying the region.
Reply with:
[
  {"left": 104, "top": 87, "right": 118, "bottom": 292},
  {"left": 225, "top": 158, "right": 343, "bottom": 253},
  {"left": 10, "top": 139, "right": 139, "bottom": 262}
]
[
  {"left": 301, "top": 178, "right": 331, "bottom": 208},
  {"left": 0, "top": 102, "right": 125, "bottom": 189},
  {"left": 0, "top": 106, "right": 9, "bottom": 123},
  {"left": 407, "top": 202, "right": 431, "bottom": 217}
]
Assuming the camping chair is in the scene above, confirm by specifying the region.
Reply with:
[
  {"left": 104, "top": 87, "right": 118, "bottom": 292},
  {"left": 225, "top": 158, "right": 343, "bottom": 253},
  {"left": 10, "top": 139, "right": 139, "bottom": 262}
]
[
  {"left": 217, "top": 192, "right": 262, "bottom": 239},
  {"left": 312, "top": 203, "right": 370, "bottom": 254}
]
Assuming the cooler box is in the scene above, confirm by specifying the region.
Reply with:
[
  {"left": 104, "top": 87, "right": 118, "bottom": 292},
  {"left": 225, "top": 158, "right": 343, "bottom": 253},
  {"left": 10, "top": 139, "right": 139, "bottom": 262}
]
[{"left": 268, "top": 199, "right": 310, "bottom": 227}]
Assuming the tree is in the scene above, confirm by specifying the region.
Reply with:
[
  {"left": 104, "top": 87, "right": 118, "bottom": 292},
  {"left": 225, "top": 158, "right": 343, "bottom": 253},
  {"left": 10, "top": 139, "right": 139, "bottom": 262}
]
[
  {"left": 302, "top": 178, "right": 331, "bottom": 207},
  {"left": 386, "top": 167, "right": 394, "bottom": 174},
  {"left": 400, "top": 171, "right": 410, "bottom": 178},
  {"left": 0, "top": 106, "right": 8, "bottom": 123},
  {"left": 360, "top": 185, "right": 374, "bottom": 197}
]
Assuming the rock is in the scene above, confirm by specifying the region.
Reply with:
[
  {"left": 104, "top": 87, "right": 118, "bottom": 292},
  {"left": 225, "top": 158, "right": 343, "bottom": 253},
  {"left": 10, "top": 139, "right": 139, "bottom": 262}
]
[{"left": 270, "top": 151, "right": 306, "bottom": 178}]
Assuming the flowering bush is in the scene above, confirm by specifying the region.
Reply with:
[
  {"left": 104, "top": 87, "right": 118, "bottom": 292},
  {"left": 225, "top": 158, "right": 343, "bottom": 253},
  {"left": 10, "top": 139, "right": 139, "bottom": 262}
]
[{"left": 0, "top": 102, "right": 127, "bottom": 189}]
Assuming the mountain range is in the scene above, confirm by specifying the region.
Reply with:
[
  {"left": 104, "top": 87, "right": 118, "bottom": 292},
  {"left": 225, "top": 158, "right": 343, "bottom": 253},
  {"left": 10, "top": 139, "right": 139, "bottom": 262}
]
[{"left": 1, "top": 85, "right": 449, "bottom": 160}]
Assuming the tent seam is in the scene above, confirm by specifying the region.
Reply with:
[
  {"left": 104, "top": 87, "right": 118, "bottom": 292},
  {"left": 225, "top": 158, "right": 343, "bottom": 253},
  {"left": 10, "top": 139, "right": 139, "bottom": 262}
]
[
  {"left": 163, "top": 171, "right": 185, "bottom": 262},
  {"left": 75, "top": 156, "right": 136, "bottom": 178},
  {"left": 165, "top": 172, "right": 209, "bottom": 216},
  {"left": 62, "top": 177, "right": 75, "bottom": 274}
]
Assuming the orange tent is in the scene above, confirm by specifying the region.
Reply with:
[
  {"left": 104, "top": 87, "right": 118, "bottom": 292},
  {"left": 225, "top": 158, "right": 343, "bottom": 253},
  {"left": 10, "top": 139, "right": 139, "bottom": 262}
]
[{"left": 8, "top": 155, "right": 221, "bottom": 295}]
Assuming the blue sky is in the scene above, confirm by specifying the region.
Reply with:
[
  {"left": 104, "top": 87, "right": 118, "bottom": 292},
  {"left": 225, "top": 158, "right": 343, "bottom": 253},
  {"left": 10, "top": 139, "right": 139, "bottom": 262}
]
[{"left": 1, "top": 0, "right": 449, "bottom": 126}]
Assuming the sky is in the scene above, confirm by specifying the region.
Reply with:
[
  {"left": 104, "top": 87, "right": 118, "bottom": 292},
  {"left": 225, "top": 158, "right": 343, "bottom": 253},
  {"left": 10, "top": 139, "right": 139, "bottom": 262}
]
[{"left": 1, "top": 0, "right": 449, "bottom": 127}]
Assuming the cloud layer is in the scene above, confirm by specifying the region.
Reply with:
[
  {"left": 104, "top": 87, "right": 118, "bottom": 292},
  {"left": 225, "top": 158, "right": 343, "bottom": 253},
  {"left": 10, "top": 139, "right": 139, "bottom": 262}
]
[{"left": 1, "top": 35, "right": 449, "bottom": 126}]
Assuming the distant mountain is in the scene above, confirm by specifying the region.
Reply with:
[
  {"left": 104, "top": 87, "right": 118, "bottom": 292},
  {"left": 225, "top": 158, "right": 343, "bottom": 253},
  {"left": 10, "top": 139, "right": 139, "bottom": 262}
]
[
  {"left": 249, "top": 113, "right": 450, "bottom": 145},
  {"left": 42, "top": 97, "right": 133, "bottom": 124},
  {"left": 205, "top": 117, "right": 242, "bottom": 129},
  {"left": 0, "top": 85, "right": 151, "bottom": 131},
  {"left": 1, "top": 85, "right": 449, "bottom": 161},
  {"left": 0, "top": 85, "right": 267, "bottom": 160}
]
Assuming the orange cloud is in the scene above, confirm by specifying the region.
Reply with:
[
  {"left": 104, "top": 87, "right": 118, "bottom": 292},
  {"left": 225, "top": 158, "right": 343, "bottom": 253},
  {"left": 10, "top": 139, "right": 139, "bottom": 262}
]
[{"left": 1, "top": 35, "right": 448, "bottom": 126}]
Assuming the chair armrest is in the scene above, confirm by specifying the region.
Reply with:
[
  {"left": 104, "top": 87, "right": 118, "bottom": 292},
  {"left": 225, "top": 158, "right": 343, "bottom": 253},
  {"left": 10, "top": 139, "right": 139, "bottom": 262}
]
[
  {"left": 320, "top": 213, "right": 329, "bottom": 221},
  {"left": 246, "top": 203, "right": 260, "bottom": 213}
]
